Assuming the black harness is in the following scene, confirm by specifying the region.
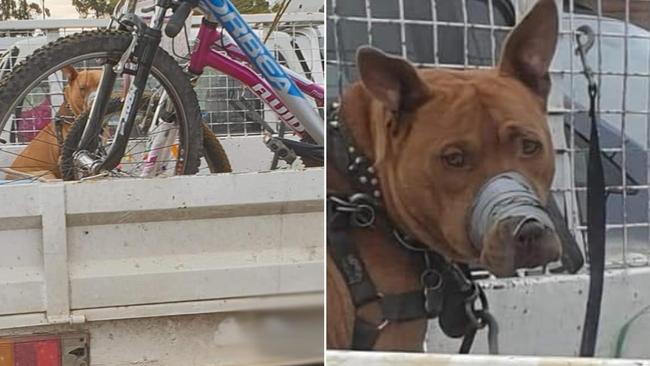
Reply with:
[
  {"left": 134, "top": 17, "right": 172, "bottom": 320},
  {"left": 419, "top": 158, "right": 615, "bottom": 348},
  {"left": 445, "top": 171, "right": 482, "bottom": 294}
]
[{"left": 327, "top": 103, "right": 499, "bottom": 353}]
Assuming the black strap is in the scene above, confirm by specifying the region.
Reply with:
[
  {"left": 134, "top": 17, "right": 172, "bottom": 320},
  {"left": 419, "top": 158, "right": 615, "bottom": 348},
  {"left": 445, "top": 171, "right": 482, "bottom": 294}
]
[
  {"left": 349, "top": 291, "right": 437, "bottom": 350},
  {"left": 459, "top": 328, "right": 477, "bottom": 354},
  {"left": 576, "top": 26, "right": 607, "bottom": 357},
  {"left": 352, "top": 318, "right": 383, "bottom": 350},
  {"left": 327, "top": 106, "right": 351, "bottom": 176},
  {"left": 546, "top": 197, "right": 584, "bottom": 274},
  {"left": 381, "top": 291, "right": 434, "bottom": 321},
  {"left": 328, "top": 199, "right": 440, "bottom": 349},
  {"left": 579, "top": 76, "right": 606, "bottom": 357},
  {"left": 327, "top": 215, "right": 378, "bottom": 307}
]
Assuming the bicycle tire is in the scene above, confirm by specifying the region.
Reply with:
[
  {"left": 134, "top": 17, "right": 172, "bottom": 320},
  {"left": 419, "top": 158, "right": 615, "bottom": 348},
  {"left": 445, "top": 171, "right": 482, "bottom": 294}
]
[
  {"left": 0, "top": 30, "right": 202, "bottom": 177},
  {"left": 202, "top": 123, "right": 232, "bottom": 173},
  {"left": 61, "top": 99, "right": 232, "bottom": 180}
]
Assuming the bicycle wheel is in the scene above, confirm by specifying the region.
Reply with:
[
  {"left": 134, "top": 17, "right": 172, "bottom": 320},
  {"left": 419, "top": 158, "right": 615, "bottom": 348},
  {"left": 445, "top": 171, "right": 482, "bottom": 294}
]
[
  {"left": 61, "top": 98, "right": 232, "bottom": 180},
  {"left": 201, "top": 122, "right": 232, "bottom": 173},
  {"left": 0, "top": 30, "right": 202, "bottom": 182}
]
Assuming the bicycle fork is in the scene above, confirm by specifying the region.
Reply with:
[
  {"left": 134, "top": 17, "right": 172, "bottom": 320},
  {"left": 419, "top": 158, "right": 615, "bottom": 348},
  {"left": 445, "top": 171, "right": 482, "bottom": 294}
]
[{"left": 73, "top": 6, "right": 167, "bottom": 177}]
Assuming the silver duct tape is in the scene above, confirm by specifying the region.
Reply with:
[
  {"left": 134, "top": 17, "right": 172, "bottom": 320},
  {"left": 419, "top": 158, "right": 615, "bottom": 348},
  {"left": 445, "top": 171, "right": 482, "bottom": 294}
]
[{"left": 469, "top": 172, "right": 555, "bottom": 250}]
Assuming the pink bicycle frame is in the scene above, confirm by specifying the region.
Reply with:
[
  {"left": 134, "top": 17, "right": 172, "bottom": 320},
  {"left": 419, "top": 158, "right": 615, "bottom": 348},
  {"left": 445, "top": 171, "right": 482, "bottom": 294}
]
[{"left": 188, "top": 20, "right": 324, "bottom": 138}]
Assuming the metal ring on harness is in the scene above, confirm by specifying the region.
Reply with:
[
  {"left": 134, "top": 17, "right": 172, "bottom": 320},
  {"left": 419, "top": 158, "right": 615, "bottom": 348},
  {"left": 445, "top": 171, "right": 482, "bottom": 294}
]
[
  {"left": 351, "top": 203, "right": 375, "bottom": 228},
  {"left": 348, "top": 193, "right": 377, "bottom": 227},
  {"left": 329, "top": 194, "right": 377, "bottom": 228},
  {"left": 420, "top": 269, "right": 443, "bottom": 291}
]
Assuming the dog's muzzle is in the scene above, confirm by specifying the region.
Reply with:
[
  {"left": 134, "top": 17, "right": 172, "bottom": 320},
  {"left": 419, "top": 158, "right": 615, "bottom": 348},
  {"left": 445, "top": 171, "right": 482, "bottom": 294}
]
[{"left": 469, "top": 172, "right": 555, "bottom": 250}]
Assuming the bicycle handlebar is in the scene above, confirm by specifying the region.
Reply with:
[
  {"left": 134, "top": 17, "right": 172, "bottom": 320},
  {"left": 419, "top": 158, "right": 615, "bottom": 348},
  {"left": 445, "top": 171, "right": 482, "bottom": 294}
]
[{"left": 165, "top": 0, "right": 198, "bottom": 37}]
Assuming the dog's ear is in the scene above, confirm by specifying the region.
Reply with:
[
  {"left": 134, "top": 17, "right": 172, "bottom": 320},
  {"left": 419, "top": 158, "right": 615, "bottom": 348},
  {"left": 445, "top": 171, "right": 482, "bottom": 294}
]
[
  {"left": 357, "top": 46, "right": 430, "bottom": 114},
  {"left": 61, "top": 65, "right": 78, "bottom": 81},
  {"left": 498, "top": 0, "right": 558, "bottom": 101}
]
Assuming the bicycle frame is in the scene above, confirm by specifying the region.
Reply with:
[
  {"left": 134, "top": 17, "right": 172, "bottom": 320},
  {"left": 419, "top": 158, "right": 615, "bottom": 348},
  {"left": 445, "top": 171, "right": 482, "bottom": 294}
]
[
  {"left": 140, "top": 15, "right": 325, "bottom": 177},
  {"left": 196, "top": 0, "right": 324, "bottom": 145},
  {"left": 188, "top": 19, "right": 324, "bottom": 140}
]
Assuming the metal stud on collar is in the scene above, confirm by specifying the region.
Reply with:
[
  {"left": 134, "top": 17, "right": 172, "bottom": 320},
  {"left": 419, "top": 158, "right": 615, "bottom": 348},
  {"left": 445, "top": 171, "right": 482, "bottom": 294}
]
[
  {"left": 329, "top": 99, "right": 385, "bottom": 219},
  {"left": 345, "top": 147, "right": 383, "bottom": 198}
]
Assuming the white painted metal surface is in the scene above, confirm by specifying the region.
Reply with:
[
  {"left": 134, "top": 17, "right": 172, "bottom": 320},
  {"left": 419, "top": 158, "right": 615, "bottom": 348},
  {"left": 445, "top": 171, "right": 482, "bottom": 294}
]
[
  {"left": 427, "top": 268, "right": 650, "bottom": 359},
  {"left": 327, "top": 351, "right": 650, "bottom": 366},
  {"left": 0, "top": 168, "right": 323, "bottom": 331}
]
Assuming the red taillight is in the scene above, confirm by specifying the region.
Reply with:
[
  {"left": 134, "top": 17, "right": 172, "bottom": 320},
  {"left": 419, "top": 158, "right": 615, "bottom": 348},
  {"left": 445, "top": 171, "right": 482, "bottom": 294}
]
[
  {"left": 1, "top": 338, "right": 61, "bottom": 366},
  {"left": 35, "top": 340, "right": 60, "bottom": 366}
]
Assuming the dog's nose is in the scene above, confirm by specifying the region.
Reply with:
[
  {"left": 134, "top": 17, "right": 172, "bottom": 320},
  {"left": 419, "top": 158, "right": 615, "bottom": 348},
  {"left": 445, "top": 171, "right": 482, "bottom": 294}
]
[
  {"left": 511, "top": 216, "right": 561, "bottom": 270},
  {"left": 515, "top": 218, "right": 545, "bottom": 247},
  {"left": 480, "top": 215, "right": 562, "bottom": 277}
]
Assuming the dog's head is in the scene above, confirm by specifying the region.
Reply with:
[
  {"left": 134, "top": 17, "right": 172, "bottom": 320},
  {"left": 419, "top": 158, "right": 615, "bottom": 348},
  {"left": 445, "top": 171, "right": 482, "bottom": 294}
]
[
  {"left": 61, "top": 65, "right": 103, "bottom": 116},
  {"left": 349, "top": 0, "right": 561, "bottom": 276}
]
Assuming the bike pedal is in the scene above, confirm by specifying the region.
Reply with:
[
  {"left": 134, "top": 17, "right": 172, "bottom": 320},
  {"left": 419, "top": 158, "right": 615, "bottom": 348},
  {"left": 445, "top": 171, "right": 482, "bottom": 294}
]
[{"left": 265, "top": 137, "right": 297, "bottom": 165}]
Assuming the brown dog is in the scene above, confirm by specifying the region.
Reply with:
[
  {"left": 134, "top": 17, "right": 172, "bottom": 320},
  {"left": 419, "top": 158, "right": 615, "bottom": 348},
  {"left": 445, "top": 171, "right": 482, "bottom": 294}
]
[
  {"left": 8, "top": 66, "right": 102, "bottom": 180},
  {"left": 328, "top": 0, "right": 561, "bottom": 350}
]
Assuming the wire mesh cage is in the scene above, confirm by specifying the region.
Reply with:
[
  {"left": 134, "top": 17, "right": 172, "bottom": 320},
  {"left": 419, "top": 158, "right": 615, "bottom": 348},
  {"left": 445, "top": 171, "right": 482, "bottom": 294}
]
[
  {"left": 196, "top": 19, "right": 325, "bottom": 137},
  {"left": 327, "top": 0, "right": 650, "bottom": 272}
]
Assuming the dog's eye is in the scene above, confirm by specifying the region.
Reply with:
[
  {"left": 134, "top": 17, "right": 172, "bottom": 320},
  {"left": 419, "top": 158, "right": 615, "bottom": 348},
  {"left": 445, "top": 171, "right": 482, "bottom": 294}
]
[
  {"left": 522, "top": 139, "right": 542, "bottom": 156},
  {"left": 441, "top": 151, "right": 465, "bottom": 168}
]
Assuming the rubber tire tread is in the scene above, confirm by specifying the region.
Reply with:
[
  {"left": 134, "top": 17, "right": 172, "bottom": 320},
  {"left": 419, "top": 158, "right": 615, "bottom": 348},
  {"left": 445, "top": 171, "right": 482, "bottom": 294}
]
[{"left": 202, "top": 123, "right": 231, "bottom": 173}]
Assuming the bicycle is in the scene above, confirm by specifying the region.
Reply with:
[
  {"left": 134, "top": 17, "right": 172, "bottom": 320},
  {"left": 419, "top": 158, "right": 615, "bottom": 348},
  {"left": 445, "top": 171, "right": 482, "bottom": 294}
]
[{"left": 0, "top": 0, "right": 324, "bottom": 181}]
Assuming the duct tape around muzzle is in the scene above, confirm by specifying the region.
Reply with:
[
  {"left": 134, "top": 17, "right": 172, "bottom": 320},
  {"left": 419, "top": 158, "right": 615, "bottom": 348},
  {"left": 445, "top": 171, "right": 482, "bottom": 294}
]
[{"left": 469, "top": 172, "right": 555, "bottom": 250}]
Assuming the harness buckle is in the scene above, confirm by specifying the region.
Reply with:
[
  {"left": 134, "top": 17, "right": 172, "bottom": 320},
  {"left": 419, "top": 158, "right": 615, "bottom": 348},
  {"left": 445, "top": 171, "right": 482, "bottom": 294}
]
[{"left": 421, "top": 268, "right": 444, "bottom": 317}]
